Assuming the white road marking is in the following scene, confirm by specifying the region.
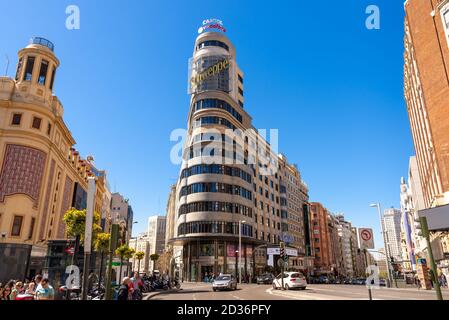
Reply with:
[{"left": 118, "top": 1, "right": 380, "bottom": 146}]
[{"left": 229, "top": 293, "right": 245, "bottom": 300}]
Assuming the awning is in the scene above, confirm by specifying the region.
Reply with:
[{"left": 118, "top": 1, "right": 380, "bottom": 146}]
[{"left": 418, "top": 204, "right": 449, "bottom": 231}]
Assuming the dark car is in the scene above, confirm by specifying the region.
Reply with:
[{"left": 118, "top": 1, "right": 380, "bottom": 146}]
[{"left": 256, "top": 273, "right": 274, "bottom": 284}]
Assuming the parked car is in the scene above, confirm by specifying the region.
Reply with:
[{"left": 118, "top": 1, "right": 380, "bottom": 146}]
[
  {"left": 343, "top": 278, "right": 352, "bottom": 284},
  {"left": 256, "top": 273, "right": 274, "bottom": 284},
  {"left": 212, "top": 274, "right": 237, "bottom": 291},
  {"left": 356, "top": 278, "right": 366, "bottom": 285},
  {"left": 379, "top": 279, "right": 387, "bottom": 287},
  {"left": 272, "top": 272, "right": 307, "bottom": 290}
]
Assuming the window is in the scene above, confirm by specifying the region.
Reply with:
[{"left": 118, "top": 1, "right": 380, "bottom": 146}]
[
  {"left": 47, "top": 123, "right": 52, "bottom": 135},
  {"left": 441, "top": 6, "right": 449, "bottom": 49},
  {"left": 28, "top": 217, "right": 35, "bottom": 239},
  {"left": 11, "top": 113, "right": 22, "bottom": 126},
  {"left": 15, "top": 57, "right": 23, "bottom": 81},
  {"left": 238, "top": 74, "right": 243, "bottom": 84},
  {"left": 238, "top": 87, "right": 244, "bottom": 96},
  {"left": 11, "top": 216, "right": 23, "bottom": 236},
  {"left": 238, "top": 100, "right": 244, "bottom": 108},
  {"left": 49, "top": 67, "right": 56, "bottom": 90},
  {"left": 32, "top": 117, "right": 42, "bottom": 130},
  {"left": 38, "top": 60, "right": 49, "bottom": 85},
  {"left": 23, "top": 56, "right": 35, "bottom": 81}
]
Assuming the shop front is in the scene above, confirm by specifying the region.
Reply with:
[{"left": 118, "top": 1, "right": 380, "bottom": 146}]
[{"left": 182, "top": 239, "right": 258, "bottom": 282}]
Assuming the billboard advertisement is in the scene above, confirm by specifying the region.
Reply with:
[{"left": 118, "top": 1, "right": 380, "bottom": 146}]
[{"left": 188, "top": 54, "right": 232, "bottom": 94}]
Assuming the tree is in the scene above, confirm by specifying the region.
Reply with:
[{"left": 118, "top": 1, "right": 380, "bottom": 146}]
[
  {"left": 150, "top": 254, "right": 160, "bottom": 271},
  {"left": 115, "top": 245, "right": 135, "bottom": 280},
  {"left": 94, "top": 232, "right": 110, "bottom": 288},
  {"left": 63, "top": 208, "right": 102, "bottom": 278},
  {"left": 134, "top": 251, "right": 145, "bottom": 274}
]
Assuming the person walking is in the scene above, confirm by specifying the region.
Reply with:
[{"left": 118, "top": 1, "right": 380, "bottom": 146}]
[
  {"left": 117, "top": 277, "right": 130, "bottom": 301},
  {"left": 87, "top": 271, "right": 98, "bottom": 293},
  {"left": 9, "top": 281, "right": 23, "bottom": 300},
  {"left": 35, "top": 278, "right": 55, "bottom": 300},
  {"left": 33, "top": 275, "right": 43, "bottom": 293}
]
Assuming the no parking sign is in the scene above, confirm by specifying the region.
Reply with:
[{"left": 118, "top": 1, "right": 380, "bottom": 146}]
[{"left": 358, "top": 228, "right": 375, "bottom": 249}]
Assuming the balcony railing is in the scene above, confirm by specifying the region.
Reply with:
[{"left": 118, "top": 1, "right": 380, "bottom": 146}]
[{"left": 30, "top": 37, "right": 54, "bottom": 52}]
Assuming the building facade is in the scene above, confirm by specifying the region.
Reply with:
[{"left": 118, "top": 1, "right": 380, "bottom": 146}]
[
  {"left": 335, "top": 214, "right": 355, "bottom": 277},
  {"left": 382, "top": 208, "right": 403, "bottom": 263},
  {"left": 310, "top": 202, "right": 332, "bottom": 275},
  {"left": 0, "top": 37, "right": 112, "bottom": 283},
  {"left": 129, "top": 233, "right": 151, "bottom": 274},
  {"left": 404, "top": 0, "right": 449, "bottom": 282},
  {"left": 148, "top": 216, "right": 166, "bottom": 271},
  {"left": 111, "top": 192, "right": 134, "bottom": 245},
  {"left": 404, "top": 0, "right": 449, "bottom": 209},
  {"left": 170, "top": 24, "right": 312, "bottom": 282}
]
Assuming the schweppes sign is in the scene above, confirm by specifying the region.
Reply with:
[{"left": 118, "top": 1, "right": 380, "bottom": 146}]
[{"left": 190, "top": 59, "right": 230, "bottom": 92}]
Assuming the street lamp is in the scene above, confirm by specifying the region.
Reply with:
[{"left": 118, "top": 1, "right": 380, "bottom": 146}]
[
  {"left": 238, "top": 220, "right": 246, "bottom": 284},
  {"left": 370, "top": 203, "right": 395, "bottom": 288},
  {"left": 131, "top": 221, "right": 139, "bottom": 273}
]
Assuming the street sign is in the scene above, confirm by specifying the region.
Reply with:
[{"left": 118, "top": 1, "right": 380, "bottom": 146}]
[
  {"left": 64, "top": 246, "right": 75, "bottom": 255},
  {"left": 358, "top": 228, "right": 374, "bottom": 249}
]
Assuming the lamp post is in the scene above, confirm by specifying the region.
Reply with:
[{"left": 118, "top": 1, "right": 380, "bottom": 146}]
[
  {"left": 131, "top": 221, "right": 138, "bottom": 273},
  {"left": 370, "top": 203, "right": 396, "bottom": 288},
  {"left": 238, "top": 220, "right": 246, "bottom": 284}
]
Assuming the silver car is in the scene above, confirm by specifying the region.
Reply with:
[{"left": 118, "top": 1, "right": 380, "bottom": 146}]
[{"left": 212, "top": 274, "right": 237, "bottom": 291}]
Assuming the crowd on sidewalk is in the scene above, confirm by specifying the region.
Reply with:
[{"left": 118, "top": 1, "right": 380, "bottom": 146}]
[{"left": 0, "top": 275, "right": 55, "bottom": 300}]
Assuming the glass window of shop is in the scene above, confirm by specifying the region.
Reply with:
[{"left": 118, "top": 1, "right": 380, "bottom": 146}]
[{"left": 199, "top": 243, "right": 215, "bottom": 256}]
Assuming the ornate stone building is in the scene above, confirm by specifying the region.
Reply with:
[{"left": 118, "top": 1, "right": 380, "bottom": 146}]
[{"left": 0, "top": 37, "right": 111, "bottom": 282}]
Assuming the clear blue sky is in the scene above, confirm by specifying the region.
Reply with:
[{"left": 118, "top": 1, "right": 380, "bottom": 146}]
[{"left": 0, "top": 0, "right": 413, "bottom": 249}]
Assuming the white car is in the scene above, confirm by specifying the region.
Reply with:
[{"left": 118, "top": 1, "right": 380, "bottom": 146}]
[
  {"left": 212, "top": 274, "right": 237, "bottom": 291},
  {"left": 272, "top": 272, "right": 307, "bottom": 290}
]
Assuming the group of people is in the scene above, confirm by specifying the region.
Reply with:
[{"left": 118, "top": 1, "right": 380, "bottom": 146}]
[
  {"left": 117, "top": 272, "right": 144, "bottom": 301},
  {"left": 0, "top": 275, "right": 54, "bottom": 300}
]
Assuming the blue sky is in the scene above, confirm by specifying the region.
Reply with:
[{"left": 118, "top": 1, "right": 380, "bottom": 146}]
[{"left": 0, "top": 0, "right": 412, "bottom": 249}]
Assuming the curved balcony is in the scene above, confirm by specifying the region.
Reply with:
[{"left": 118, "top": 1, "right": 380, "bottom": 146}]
[{"left": 30, "top": 37, "right": 54, "bottom": 52}]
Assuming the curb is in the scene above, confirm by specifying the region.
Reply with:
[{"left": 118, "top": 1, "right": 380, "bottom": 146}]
[{"left": 143, "top": 289, "right": 178, "bottom": 300}]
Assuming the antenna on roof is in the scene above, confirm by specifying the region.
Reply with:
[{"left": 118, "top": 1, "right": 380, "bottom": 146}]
[{"left": 4, "top": 55, "right": 9, "bottom": 76}]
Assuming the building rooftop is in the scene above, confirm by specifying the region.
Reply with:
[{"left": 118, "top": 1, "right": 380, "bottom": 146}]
[{"left": 30, "top": 37, "right": 54, "bottom": 52}]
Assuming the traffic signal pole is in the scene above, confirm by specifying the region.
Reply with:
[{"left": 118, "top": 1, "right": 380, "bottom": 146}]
[
  {"left": 364, "top": 249, "right": 372, "bottom": 300},
  {"left": 419, "top": 216, "right": 443, "bottom": 301}
]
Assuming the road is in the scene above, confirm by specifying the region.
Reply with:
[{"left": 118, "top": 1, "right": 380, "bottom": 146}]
[{"left": 146, "top": 283, "right": 449, "bottom": 300}]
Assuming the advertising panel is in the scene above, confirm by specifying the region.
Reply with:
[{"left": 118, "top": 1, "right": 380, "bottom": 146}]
[{"left": 188, "top": 54, "right": 232, "bottom": 94}]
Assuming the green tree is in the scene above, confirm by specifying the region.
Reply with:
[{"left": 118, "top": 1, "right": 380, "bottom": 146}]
[
  {"left": 63, "top": 208, "right": 102, "bottom": 242},
  {"left": 63, "top": 208, "right": 102, "bottom": 279},
  {"left": 94, "top": 232, "right": 110, "bottom": 287},
  {"left": 150, "top": 253, "right": 159, "bottom": 271},
  {"left": 134, "top": 251, "right": 145, "bottom": 274},
  {"left": 115, "top": 245, "right": 135, "bottom": 280}
]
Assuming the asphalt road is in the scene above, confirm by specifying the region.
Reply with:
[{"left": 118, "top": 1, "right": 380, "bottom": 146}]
[{"left": 146, "top": 283, "right": 449, "bottom": 300}]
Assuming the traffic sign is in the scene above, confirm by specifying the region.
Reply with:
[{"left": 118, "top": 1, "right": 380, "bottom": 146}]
[
  {"left": 358, "top": 228, "right": 374, "bottom": 249},
  {"left": 64, "top": 246, "right": 75, "bottom": 255}
]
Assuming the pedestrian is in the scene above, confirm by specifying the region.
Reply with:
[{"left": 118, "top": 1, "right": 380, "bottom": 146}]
[
  {"left": 130, "top": 272, "right": 143, "bottom": 300},
  {"left": 415, "top": 275, "right": 421, "bottom": 289},
  {"left": 9, "top": 281, "right": 23, "bottom": 300},
  {"left": 87, "top": 271, "right": 97, "bottom": 293},
  {"left": 35, "top": 278, "right": 55, "bottom": 300},
  {"left": 25, "top": 282, "right": 35, "bottom": 295},
  {"left": 33, "top": 274, "right": 43, "bottom": 293},
  {"left": 1, "top": 285, "right": 12, "bottom": 300},
  {"left": 117, "top": 277, "right": 130, "bottom": 301}
]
